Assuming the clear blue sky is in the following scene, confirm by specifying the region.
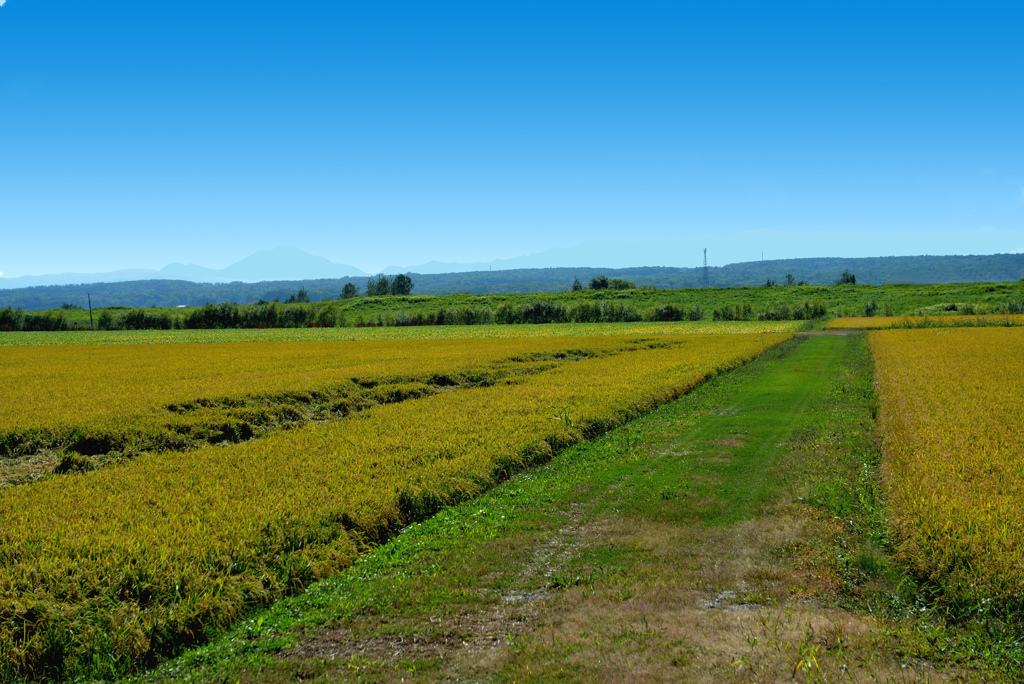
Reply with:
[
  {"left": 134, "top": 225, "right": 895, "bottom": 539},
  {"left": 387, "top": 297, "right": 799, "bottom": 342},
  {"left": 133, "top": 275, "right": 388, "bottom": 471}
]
[{"left": 2, "top": 1, "right": 1022, "bottom": 277}]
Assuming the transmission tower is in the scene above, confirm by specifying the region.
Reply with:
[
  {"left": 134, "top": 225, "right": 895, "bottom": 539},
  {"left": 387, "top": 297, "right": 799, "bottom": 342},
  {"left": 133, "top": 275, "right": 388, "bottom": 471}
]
[{"left": 702, "top": 248, "right": 709, "bottom": 289}]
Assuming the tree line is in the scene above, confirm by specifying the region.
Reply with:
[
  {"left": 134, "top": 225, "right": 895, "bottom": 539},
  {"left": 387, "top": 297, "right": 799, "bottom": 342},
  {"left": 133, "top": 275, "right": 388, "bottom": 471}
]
[
  {"left": 0, "top": 296, "right": 830, "bottom": 332},
  {"left": 338, "top": 298, "right": 832, "bottom": 327}
]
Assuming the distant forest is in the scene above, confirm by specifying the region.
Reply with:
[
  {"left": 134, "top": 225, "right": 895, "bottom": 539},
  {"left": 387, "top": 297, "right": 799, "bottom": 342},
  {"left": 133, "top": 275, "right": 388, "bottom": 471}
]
[{"left": 2, "top": 253, "right": 1022, "bottom": 310}]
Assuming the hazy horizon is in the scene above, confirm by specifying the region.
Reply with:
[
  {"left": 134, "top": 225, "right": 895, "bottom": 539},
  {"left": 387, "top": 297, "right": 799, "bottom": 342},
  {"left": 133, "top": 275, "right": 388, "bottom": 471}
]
[
  {"left": 2, "top": 2, "right": 1021, "bottom": 279},
  {"left": 3, "top": 237, "right": 1023, "bottom": 288}
]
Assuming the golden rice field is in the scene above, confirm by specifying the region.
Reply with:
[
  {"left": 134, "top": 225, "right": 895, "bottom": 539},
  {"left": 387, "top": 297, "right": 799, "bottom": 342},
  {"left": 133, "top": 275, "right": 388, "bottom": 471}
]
[
  {"left": 870, "top": 328, "right": 1024, "bottom": 619},
  {"left": 827, "top": 314, "right": 1024, "bottom": 329},
  {"left": 0, "top": 336, "right": 631, "bottom": 435},
  {"left": 0, "top": 333, "right": 786, "bottom": 680},
  {"left": 0, "top": 319, "right": 803, "bottom": 346},
  {"left": 1, "top": 337, "right": 681, "bottom": 479}
]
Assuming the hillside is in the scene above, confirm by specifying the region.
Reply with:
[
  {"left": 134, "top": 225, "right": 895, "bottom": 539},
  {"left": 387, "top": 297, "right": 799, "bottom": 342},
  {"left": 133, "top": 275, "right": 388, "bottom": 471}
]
[{"left": 1, "top": 253, "right": 1022, "bottom": 310}]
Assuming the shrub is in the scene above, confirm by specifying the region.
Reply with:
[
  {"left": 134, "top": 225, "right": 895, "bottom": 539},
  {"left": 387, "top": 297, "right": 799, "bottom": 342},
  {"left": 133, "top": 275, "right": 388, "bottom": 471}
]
[
  {"left": 279, "top": 305, "right": 314, "bottom": 328},
  {"left": 241, "top": 302, "right": 281, "bottom": 328},
  {"left": 494, "top": 303, "right": 518, "bottom": 324},
  {"left": 121, "top": 309, "right": 172, "bottom": 330},
  {"left": 521, "top": 301, "right": 565, "bottom": 324},
  {"left": 184, "top": 303, "right": 240, "bottom": 329},
  {"left": 650, "top": 304, "right": 684, "bottom": 322},
  {"left": 22, "top": 311, "right": 67, "bottom": 332},
  {"left": 567, "top": 301, "right": 602, "bottom": 323},
  {"left": 0, "top": 307, "right": 24, "bottom": 332},
  {"left": 310, "top": 307, "right": 341, "bottom": 328},
  {"left": 449, "top": 306, "right": 492, "bottom": 325},
  {"left": 759, "top": 303, "right": 791, "bottom": 321},
  {"left": 714, "top": 303, "right": 755, "bottom": 321},
  {"left": 96, "top": 310, "right": 116, "bottom": 330},
  {"left": 602, "top": 303, "right": 641, "bottom": 322}
]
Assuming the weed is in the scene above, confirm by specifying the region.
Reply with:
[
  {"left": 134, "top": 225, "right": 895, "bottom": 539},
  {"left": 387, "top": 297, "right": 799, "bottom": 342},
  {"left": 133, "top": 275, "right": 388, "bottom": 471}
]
[{"left": 550, "top": 405, "right": 574, "bottom": 429}]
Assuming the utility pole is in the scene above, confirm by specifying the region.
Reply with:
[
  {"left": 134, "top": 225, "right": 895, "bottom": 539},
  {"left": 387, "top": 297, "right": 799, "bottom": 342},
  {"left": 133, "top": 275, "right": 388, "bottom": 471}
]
[
  {"left": 702, "top": 248, "right": 709, "bottom": 289},
  {"left": 88, "top": 294, "right": 94, "bottom": 330}
]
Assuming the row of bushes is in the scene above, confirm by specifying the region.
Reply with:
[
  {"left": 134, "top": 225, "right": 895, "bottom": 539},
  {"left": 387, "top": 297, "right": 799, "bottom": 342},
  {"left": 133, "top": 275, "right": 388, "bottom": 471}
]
[
  {"left": 355, "top": 299, "right": 828, "bottom": 327},
  {"left": 181, "top": 302, "right": 341, "bottom": 329},
  {"left": 0, "top": 303, "right": 345, "bottom": 332},
  {"left": 940, "top": 299, "right": 1024, "bottom": 316},
  {"left": 0, "top": 308, "right": 81, "bottom": 332},
  {"left": 891, "top": 299, "right": 1024, "bottom": 318},
  {"left": 98, "top": 308, "right": 178, "bottom": 330},
  {"left": 708, "top": 300, "right": 828, "bottom": 321},
  {"left": 1, "top": 298, "right": 833, "bottom": 332},
  {"left": 353, "top": 301, "right": 655, "bottom": 327}
]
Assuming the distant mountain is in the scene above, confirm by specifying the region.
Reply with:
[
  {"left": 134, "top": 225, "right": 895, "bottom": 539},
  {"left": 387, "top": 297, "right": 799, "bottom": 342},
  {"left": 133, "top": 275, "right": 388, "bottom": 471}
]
[
  {"left": 0, "top": 247, "right": 369, "bottom": 289},
  {"left": 0, "top": 268, "right": 177, "bottom": 290},
  {"left": 159, "top": 246, "right": 370, "bottom": 282},
  {"left": 381, "top": 260, "right": 493, "bottom": 275},
  {"left": 2, "top": 253, "right": 1023, "bottom": 310},
  {"left": 381, "top": 241, "right": 673, "bottom": 274}
]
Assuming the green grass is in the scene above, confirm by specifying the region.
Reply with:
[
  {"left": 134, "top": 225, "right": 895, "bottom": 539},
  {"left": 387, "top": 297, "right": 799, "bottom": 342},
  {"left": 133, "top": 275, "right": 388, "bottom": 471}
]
[
  {"left": 130, "top": 334, "right": 1017, "bottom": 683},
  {"left": 606, "top": 334, "right": 849, "bottom": 529}
]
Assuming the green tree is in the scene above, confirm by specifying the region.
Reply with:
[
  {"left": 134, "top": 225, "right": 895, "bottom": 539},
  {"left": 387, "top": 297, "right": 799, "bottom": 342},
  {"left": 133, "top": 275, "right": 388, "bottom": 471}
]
[
  {"left": 340, "top": 283, "right": 359, "bottom": 299},
  {"left": 284, "top": 288, "right": 310, "bottom": 303},
  {"left": 366, "top": 275, "right": 391, "bottom": 296},
  {"left": 589, "top": 276, "right": 609, "bottom": 290},
  {"left": 607, "top": 278, "right": 635, "bottom": 290},
  {"left": 571, "top": 278, "right": 583, "bottom": 291},
  {"left": 96, "top": 310, "right": 115, "bottom": 330},
  {"left": 0, "top": 306, "right": 24, "bottom": 331},
  {"left": 836, "top": 270, "right": 856, "bottom": 285},
  {"left": 390, "top": 274, "right": 414, "bottom": 296},
  {"left": 785, "top": 273, "right": 796, "bottom": 286}
]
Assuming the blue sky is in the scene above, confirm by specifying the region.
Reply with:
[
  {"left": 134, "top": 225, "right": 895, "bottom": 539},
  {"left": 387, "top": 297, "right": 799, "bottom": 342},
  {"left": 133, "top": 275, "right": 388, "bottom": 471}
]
[{"left": 1, "top": 1, "right": 1022, "bottom": 278}]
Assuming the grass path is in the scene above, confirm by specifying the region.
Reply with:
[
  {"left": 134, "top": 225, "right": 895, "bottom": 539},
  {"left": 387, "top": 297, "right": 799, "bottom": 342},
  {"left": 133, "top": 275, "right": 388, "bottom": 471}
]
[{"left": 143, "top": 335, "right": 991, "bottom": 683}]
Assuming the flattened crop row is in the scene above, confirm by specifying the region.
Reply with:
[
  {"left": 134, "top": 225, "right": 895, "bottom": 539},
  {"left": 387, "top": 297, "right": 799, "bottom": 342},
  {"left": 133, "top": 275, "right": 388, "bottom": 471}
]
[{"left": 0, "top": 337, "right": 637, "bottom": 478}]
